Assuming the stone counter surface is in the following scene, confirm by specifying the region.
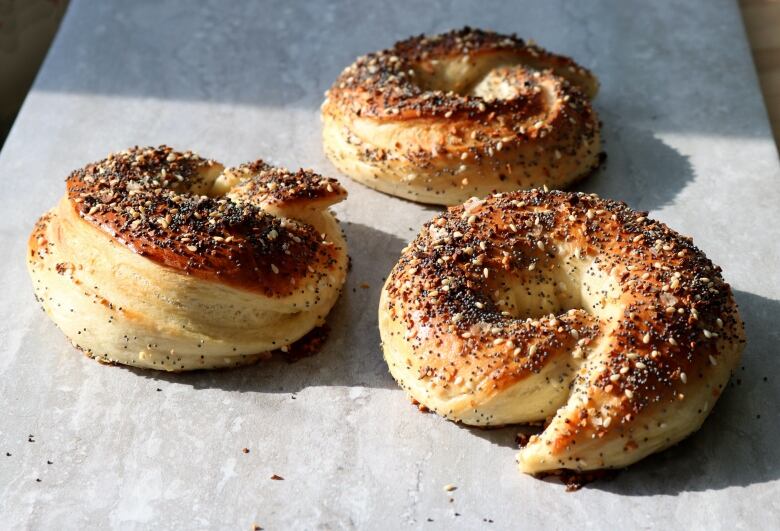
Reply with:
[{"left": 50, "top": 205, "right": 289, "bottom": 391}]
[{"left": 1, "top": 0, "right": 778, "bottom": 529}]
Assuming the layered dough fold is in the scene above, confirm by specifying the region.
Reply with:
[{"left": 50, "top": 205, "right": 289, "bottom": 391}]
[
  {"left": 380, "top": 190, "right": 744, "bottom": 473},
  {"left": 323, "top": 27, "right": 601, "bottom": 205},
  {"left": 28, "top": 146, "right": 348, "bottom": 371}
]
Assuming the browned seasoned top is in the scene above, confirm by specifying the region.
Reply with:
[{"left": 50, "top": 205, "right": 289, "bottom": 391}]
[
  {"left": 384, "top": 190, "right": 744, "bottom": 411},
  {"left": 224, "top": 161, "right": 347, "bottom": 211},
  {"left": 65, "top": 146, "right": 345, "bottom": 295},
  {"left": 325, "top": 27, "right": 599, "bottom": 120}
]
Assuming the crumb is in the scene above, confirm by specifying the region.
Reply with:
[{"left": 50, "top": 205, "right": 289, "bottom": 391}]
[
  {"left": 515, "top": 433, "right": 530, "bottom": 448},
  {"left": 271, "top": 474, "right": 284, "bottom": 480},
  {"left": 537, "top": 469, "right": 618, "bottom": 491},
  {"left": 242, "top": 448, "right": 250, "bottom": 454},
  {"left": 278, "top": 326, "right": 329, "bottom": 363}
]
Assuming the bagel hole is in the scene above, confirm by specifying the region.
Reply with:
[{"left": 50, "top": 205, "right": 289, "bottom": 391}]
[
  {"left": 487, "top": 273, "right": 582, "bottom": 321},
  {"left": 412, "top": 55, "right": 538, "bottom": 100},
  {"left": 485, "top": 258, "right": 617, "bottom": 322}
]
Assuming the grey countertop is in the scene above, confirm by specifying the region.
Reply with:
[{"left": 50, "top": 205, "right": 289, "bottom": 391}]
[{"left": 1, "top": 0, "right": 779, "bottom": 529}]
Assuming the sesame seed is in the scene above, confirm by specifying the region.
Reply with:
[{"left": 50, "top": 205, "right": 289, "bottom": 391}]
[
  {"left": 271, "top": 264, "right": 279, "bottom": 274},
  {"left": 680, "top": 372, "right": 688, "bottom": 384}
]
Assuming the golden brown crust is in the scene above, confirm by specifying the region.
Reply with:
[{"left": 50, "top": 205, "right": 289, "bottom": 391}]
[
  {"left": 380, "top": 189, "right": 744, "bottom": 471},
  {"left": 64, "top": 146, "right": 343, "bottom": 296},
  {"left": 221, "top": 161, "right": 347, "bottom": 209},
  {"left": 28, "top": 146, "right": 349, "bottom": 371},
  {"left": 327, "top": 27, "right": 598, "bottom": 119},
  {"left": 322, "top": 28, "right": 601, "bottom": 204}
]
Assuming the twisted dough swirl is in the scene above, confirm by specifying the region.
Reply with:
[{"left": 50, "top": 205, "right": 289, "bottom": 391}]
[
  {"left": 27, "top": 146, "right": 348, "bottom": 371},
  {"left": 380, "top": 190, "right": 744, "bottom": 473},
  {"left": 322, "top": 27, "right": 601, "bottom": 205}
]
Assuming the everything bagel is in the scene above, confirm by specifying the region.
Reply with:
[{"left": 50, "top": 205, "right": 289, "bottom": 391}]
[
  {"left": 322, "top": 27, "right": 601, "bottom": 205},
  {"left": 379, "top": 190, "right": 744, "bottom": 473},
  {"left": 27, "top": 146, "right": 348, "bottom": 371}
]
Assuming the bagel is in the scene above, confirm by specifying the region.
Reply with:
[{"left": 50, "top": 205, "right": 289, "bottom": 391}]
[
  {"left": 27, "top": 146, "right": 348, "bottom": 371},
  {"left": 322, "top": 27, "right": 601, "bottom": 205},
  {"left": 379, "top": 190, "right": 744, "bottom": 473}
]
